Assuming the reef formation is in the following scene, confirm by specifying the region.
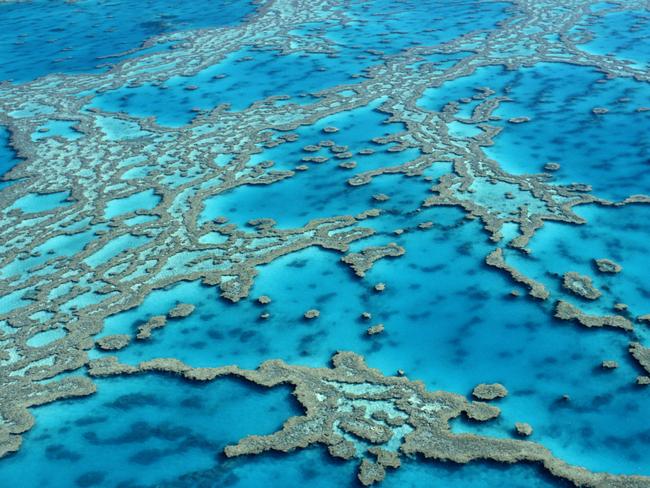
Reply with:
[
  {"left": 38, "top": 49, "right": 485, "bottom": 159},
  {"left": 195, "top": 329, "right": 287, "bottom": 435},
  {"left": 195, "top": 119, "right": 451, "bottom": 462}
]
[
  {"left": 87, "top": 352, "right": 650, "bottom": 486},
  {"left": 0, "top": 0, "right": 649, "bottom": 484}
]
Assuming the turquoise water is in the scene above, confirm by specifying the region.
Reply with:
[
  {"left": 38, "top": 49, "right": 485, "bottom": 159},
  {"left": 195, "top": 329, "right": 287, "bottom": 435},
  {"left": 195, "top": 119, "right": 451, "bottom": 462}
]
[
  {"left": 302, "top": 0, "right": 511, "bottom": 56},
  {"left": 576, "top": 10, "right": 650, "bottom": 69},
  {"left": 418, "top": 62, "right": 650, "bottom": 200},
  {"left": 26, "top": 328, "right": 67, "bottom": 348},
  {"left": 31, "top": 120, "right": 84, "bottom": 142},
  {"left": 199, "top": 101, "right": 425, "bottom": 227},
  {"left": 83, "top": 233, "right": 151, "bottom": 268},
  {"left": 1, "top": 0, "right": 650, "bottom": 487},
  {"left": 11, "top": 191, "right": 72, "bottom": 214},
  {"left": 104, "top": 189, "right": 161, "bottom": 219},
  {"left": 507, "top": 203, "right": 650, "bottom": 323},
  {"left": 0, "top": 226, "right": 103, "bottom": 280},
  {"left": 90, "top": 47, "right": 376, "bottom": 127}
]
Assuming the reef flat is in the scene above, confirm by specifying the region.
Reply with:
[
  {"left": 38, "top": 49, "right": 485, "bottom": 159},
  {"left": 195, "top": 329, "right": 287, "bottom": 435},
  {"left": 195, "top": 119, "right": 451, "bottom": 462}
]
[{"left": 0, "top": 0, "right": 649, "bottom": 486}]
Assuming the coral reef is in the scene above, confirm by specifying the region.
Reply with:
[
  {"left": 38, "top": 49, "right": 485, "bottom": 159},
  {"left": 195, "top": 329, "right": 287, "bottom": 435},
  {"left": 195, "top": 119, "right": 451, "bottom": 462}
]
[
  {"left": 0, "top": 0, "right": 648, "bottom": 476},
  {"left": 594, "top": 258, "right": 622, "bottom": 274},
  {"left": 95, "top": 334, "right": 130, "bottom": 351},
  {"left": 562, "top": 272, "right": 602, "bottom": 300},
  {"left": 555, "top": 301, "right": 633, "bottom": 331},
  {"left": 515, "top": 422, "right": 533, "bottom": 437},
  {"left": 341, "top": 244, "right": 405, "bottom": 278},
  {"left": 86, "top": 352, "right": 650, "bottom": 487},
  {"left": 485, "top": 249, "right": 549, "bottom": 300},
  {"left": 472, "top": 383, "right": 508, "bottom": 401}
]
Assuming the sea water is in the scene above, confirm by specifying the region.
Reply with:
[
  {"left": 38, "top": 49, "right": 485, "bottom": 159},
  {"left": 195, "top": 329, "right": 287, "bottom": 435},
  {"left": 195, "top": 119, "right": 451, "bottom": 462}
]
[
  {"left": 0, "top": 0, "right": 649, "bottom": 487},
  {"left": 0, "top": 0, "right": 257, "bottom": 82}
]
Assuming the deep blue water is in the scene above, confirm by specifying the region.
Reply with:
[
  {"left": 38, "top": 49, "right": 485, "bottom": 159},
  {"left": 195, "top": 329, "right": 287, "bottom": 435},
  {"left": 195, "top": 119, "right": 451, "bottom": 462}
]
[
  {"left": 0, "top": 127, "right": 20, "bottom": 179},
  {"left": 0, "top": 374, "right": 300, "bottom": 487},
  {"left": 0, "top": 0, "right": 257, "bottom": 82}
]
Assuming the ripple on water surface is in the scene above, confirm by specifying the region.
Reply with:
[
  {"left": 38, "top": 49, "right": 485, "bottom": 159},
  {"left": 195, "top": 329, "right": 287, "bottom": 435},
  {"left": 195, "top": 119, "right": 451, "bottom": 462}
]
[{"left": 0, "top": 0, "right": 258, "bottom": 81}]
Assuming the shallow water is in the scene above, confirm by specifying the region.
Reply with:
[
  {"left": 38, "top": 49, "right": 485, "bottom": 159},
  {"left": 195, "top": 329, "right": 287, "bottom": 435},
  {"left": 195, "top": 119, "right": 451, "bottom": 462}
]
[
  {"left": 418, "top": 62, "right": 650, "bottom": 200},
  {"left": 90, "top": 47, "right": 375, "bottom": 127},
  {"left": 575, "top": 9, "right": 650, "bottom": 69}
]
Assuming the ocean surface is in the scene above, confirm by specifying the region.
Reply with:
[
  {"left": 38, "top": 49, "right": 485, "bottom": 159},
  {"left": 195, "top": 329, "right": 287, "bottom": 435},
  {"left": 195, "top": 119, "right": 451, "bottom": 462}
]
[{"left": 0, "top": 0, "right": 649, "bottom": 487}]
